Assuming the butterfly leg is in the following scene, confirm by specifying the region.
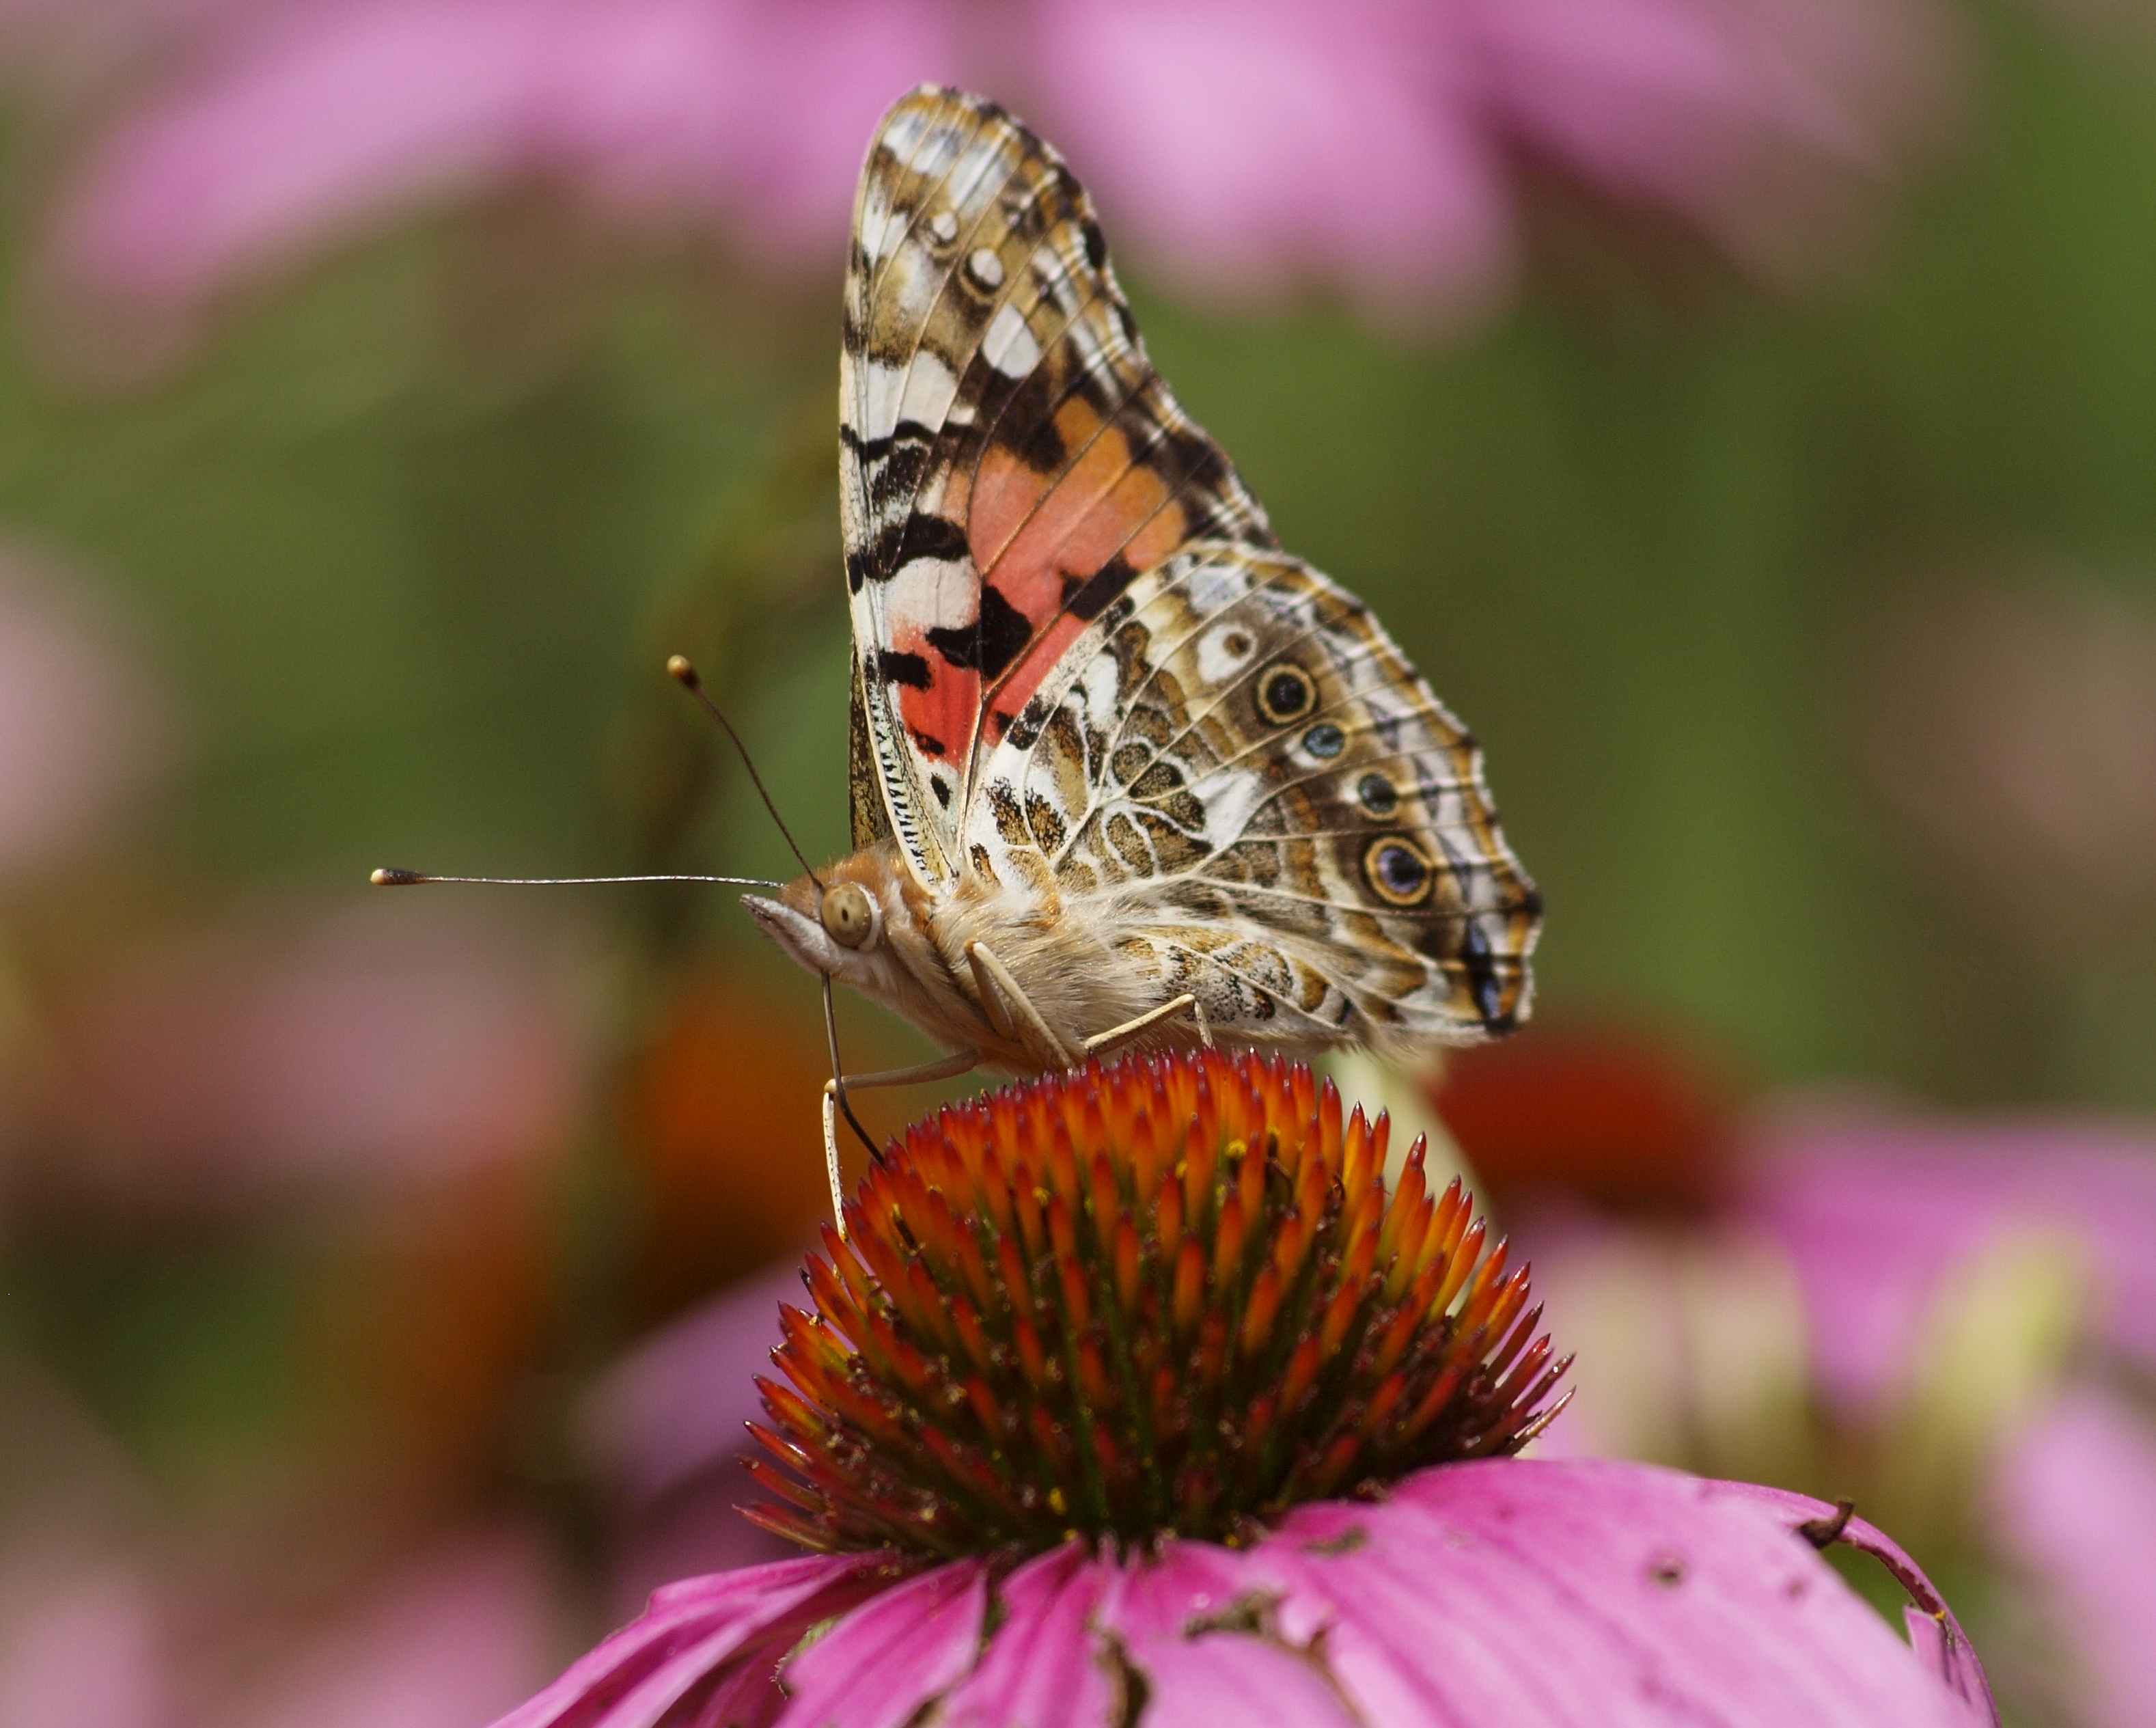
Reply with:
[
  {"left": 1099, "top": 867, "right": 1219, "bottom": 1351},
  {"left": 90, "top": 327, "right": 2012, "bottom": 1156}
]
[
  {"left": 965, "top": 940, "right": 1080, "bottom": 1069},
  {"left": 820, "top": 1048, "right": 982, "bottom": 1237},
  {"left": 1082, "top": 992, "right": 1202, "bottom": 1057}
]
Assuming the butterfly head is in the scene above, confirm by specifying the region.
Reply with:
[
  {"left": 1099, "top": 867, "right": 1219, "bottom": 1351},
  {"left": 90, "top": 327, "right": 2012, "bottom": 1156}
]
[{"left": 741, "top": 850, "right": 930, "bottom": 1012}]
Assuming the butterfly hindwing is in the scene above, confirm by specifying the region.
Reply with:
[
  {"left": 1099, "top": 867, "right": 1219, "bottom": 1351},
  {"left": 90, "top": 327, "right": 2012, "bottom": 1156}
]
[
  {"left": 963, "top": 542, "right": 1541, "bottom": 1046},
  {"left": 841, "top": 86, "right": 1273, "bottom": 881}
]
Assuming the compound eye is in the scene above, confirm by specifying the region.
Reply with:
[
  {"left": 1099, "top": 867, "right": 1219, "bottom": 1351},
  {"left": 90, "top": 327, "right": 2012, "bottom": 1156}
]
[{"left": 819, "top": 882, "right": 879, "bottom": 950}]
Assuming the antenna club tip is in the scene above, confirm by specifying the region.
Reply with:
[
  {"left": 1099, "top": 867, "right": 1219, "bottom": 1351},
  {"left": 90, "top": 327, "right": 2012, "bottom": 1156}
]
[
  {"left": 371, "top": 867, "right": 421, "bottom": 887},
  {"left": 665, "top": 654, "right": 700, "bottom": 687}
]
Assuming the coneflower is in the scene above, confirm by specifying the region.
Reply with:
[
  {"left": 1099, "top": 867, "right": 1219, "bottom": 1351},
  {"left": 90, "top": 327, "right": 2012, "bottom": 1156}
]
[{"left": 495, "top": 1053, "right": 1996, "bottom": 1728}]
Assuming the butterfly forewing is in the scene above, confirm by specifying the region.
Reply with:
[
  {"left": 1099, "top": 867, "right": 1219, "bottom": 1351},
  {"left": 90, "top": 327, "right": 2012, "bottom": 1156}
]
[
  {"left": 841, "top": 87, "right": 1272, "bottom": 881},
  {"left": 840, "top": 86, "right": 1538, "bottom": 1056}
]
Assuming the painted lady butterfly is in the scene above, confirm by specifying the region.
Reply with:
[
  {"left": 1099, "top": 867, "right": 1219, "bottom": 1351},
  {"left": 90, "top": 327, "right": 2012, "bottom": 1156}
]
[{"left": 746, "top": 87, "right": 1540, "bottom": 1117}]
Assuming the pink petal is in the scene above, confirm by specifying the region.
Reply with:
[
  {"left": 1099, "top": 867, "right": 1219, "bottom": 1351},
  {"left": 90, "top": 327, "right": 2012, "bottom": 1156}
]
[
  {"left": 1699, "top": 1478, "right": 1995, "bottom": 1723},
  {"left": 1469, "top": 0, "right": 1960, "bottom": 276},
  {"left": 580, "top": 1263, "right": 800, "bottom": 1507},
  {"left": 1475, "top": 0, "right": 1950, "bottom": 191},
  {"left": 501, "top": 1459, "right": 1988, "bottom": 1727},
  {"left": 1741, "top": 1112, "right": 2156, "bottom": 1410},
  {"left": 1251, "top": 1459, "right": 1985, "bottom": 1726},
  {"left": 1991, "top": 1388, "right": 2156, "bottom": 1728},
  {"left": 933, "top": 1546, "right": 1115, "bottom": 1728},
  {"left": 0, "top": 1563, "right": 171, "bottom": 1728},
  {"left": 1030, "top": 0, "right": 1510, "bottom": 312},
  {"left": 487, "top": 1552, "right": 890, "bottom": 1728},
  {"left": 774, "top": 1560, "right": 989, "bottom": 1728},
  {"left": 1102, "top": 1543, "right": 1359, "bottom": 1728}
]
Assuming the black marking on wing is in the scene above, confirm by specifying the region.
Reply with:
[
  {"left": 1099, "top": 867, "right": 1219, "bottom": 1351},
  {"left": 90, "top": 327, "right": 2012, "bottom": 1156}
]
[
  {"left": 876, "top": 650, "right": 933, "bottom": 688},
  {"left": 926, "top": 582, "right": 1032, "bottom": 680}
]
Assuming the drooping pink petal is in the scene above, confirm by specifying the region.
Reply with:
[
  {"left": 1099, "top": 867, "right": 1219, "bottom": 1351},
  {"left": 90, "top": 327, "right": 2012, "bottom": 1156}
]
[
  {"left": 1741, "top": 1111, "right": 2156, "bottom": 1410},
  {"left": 1105, "top": 1542, "right": 1359, "bottom": 1728},
  {"left": 486, "top": 1552, "right": 898, "bottom": 1728},
  {"left": 1990, "top": 1388, "right": 2156, "bottom": 1728},
  {"left": 1699, "top": 1478, "right": 1995, "bottom": 1723},
  {"left": 1014, "top": 0, "right": 1512, "bottom": 314},
  {"left": 1236, "top": 1459, "right": 1987, "bottom": 1727},
  {"left": 504, "top": 1459, "right": 1989, "bottom": 1727}
]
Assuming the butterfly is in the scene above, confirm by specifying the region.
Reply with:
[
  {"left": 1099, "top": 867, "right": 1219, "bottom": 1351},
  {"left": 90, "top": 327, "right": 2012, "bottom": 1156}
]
[{"left": 745, "top": 86, "right": 1540, "bottom": 1132}]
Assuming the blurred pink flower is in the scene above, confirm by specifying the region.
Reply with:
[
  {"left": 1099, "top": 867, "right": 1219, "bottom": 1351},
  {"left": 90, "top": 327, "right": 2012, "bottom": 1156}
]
[
  {"left": 495, "top": 1462, "right": 1990, "bottom": 1728},
  {"left": 1991, "top": 1389, "right": 2156, "bottom": 1728},
  {"left": 55, "top": 897, "right": 586, "bottom": 1203},
  {"left": 1740, "top": 1108, "right": 2156, "bottom": 1728},
  {"left": 0, "top": 1561, "right": 174, "bottom": 1728},
  {"left": 0, "top": 550, "right": 163, "bottom": 886},
  {"left": 575, "top": 1261, "right": 799, "bottom": 1615},
  {"left": 0, "top": 1526, "right": 561, "bottom": 1728},
  {"left": 1745, "top": 1110, "right": 2156, "bottom": 1409},
  {"left": 31, "top": 0, "right": 1961, "bottom": 329},
  {"left": 214, "top": 1529, "right": 559, "bottom": 1728}
]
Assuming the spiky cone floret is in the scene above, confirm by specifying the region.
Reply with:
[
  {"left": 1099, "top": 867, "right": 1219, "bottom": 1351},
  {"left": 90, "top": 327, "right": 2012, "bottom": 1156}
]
[{"left": 745, "top": 1048, "right": 1571, "bottom": 1557}]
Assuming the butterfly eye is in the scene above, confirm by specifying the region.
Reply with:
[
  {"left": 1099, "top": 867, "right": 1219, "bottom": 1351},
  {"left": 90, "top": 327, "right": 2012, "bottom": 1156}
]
[
  {"left": 1364, "top": 838, "right": 1435, "bottom": 907},
  {"left": 820, "top": 882, "right": 881, "bottom": 950},
  {"left": 1256, "top": 662, "right": 1317, "bottom": 725}
]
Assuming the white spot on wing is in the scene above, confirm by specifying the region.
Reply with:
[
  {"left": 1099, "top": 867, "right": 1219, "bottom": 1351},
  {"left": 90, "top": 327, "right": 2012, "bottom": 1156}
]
[
  {"left": 885, "top": 555, "right": 978, "bottom": 634},
  {"left": 1188, "top": 763, "right": 1266, "bottom": 849},
  {"left": 855, "top": 357, "right": 916, "bottom": 445},
  {"left": 1184, "top": 555, "right": 1254, "bottom": 616},
  {"left": 896, "top": 351, "right": 959, "bottom": 438},
  {"left": 1079, "top": 651, "right": 1122, "bottom": 730},
  {"left": 1195, "top": 623, "right": 1257, "bottom": 685},
  {"left": 982, "top": 303, "right": 1042, "bottom": 377},
  {"left": 968, "top": 247, "right": 1005, "bottom": 289}
]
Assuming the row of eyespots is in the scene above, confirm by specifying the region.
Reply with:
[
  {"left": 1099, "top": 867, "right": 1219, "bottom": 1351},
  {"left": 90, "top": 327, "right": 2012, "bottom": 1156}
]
[
  {"left": 1255, "top": 655, "right": 1420, "bottom": 825},
  {"left": 1249, "top": 656, "right": 1435, "bottom": 907}
]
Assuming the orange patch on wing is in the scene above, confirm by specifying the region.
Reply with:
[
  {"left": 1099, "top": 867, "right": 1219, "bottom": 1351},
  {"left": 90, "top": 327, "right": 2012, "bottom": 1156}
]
[
  {"left": 991, "top": 614, "right": 1088, "bottom": 736},
  {"left": 963, "top": 402, "right": 1195, "bottom": 755},
  {"left": 894, "top": 629, "right": 978, "bottom": 768},
  {"left": 970, "top": 445, "right": 1047, "bottom": 579},
  {"left": 976, "top": 410, "right": 1180, "bottom": 610}
]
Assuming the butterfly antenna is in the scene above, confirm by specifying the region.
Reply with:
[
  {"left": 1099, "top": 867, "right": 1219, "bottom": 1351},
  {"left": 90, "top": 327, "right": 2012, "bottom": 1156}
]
[
  {"left": 667, "top": 655, "right": 824, "bottom": 890},
  {"left": 372, "top": 869, "right": 785, "bottom": 888}
]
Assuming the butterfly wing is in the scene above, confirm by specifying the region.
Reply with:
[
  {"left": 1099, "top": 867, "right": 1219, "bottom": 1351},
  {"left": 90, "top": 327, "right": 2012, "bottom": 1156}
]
[
  {"left": 843, "top": 85, "right": 1539, "bottom": 1052},
  {"left": 840, "top": 86, "right": 1273, "bottom": 884},
  {"left": 964, "top": 542, "right": 1542, "bottom": 1048}
]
